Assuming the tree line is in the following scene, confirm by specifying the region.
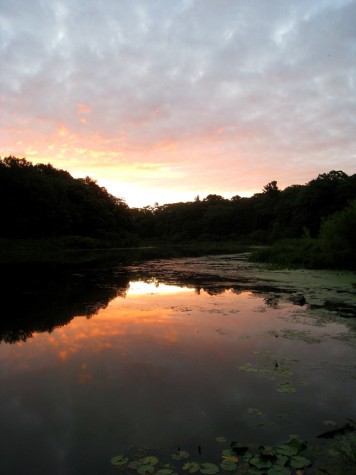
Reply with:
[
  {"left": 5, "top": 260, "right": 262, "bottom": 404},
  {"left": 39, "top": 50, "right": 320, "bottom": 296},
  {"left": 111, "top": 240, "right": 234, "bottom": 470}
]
[
  {"left": 135, "top": 171, "right": 356, "bottom": 243},
  {"left": 0, "top": 156, "right": 132, "bottom": 240},
  {"left": 1, "top": 156, "right": 355, "bottom": 257}
]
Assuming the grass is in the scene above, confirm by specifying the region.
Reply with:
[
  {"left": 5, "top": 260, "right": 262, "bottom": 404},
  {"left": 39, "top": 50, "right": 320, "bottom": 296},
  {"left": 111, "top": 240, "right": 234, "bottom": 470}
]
[{"left": 249, "top": 237, "right": 356, "bottom": 270}]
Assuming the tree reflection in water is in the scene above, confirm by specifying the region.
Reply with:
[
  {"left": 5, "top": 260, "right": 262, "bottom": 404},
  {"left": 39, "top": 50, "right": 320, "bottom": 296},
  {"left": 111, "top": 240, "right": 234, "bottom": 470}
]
[
  {"left": 0, "top": 256, "right": 288, "bottom": 344},
  {"left": 0, "top": 263, "right": 130, "bottom": 343}
]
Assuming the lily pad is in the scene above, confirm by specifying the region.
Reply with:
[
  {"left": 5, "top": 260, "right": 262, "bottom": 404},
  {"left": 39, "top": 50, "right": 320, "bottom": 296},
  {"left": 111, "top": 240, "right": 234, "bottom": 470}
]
[
  {"left": 230, "top": 443, "right": 249, "bottom": 456},
  {"left": 171, "top": 450, "right": 190, "bottom": 460},
  {"left": 129, "top": 461, "right": 143, "bottom": 470},
  {"left": 277, "top": 369, "right": 293, "bottom": 377},
  {"left": 219, "top": 460, "right": 237, "bottom": 471},
  {"left": 221, "top": 453, "right": 238, "bottom": 464},
  {"left": 183, "top": 462, "right": 200, "bottom": 473},
  {"left": 275, "top": 455, "right": 288, "bottom": 466},
  {"left": 249, "top": 456, "right": 273, "bottom": 470},
  {"left": 288, "top": 435, "right": 307, "bottom": 452},
  {"left": 216, "top": 436, "right": 227, "bottom": 443},
  {"left": 239, "top": 363, "right": 259, "bottom": 373},
  {"left": 155, "top": 469, "right": 174, "bottom": 475},
  {"left": 276, "top": 444, "right": 299, "bottom": 457},
  {"left": 242, "top": 450, "right": 254, "bottom": 461},
  {"left": 137, "top": 464, "right": 155, "bottom": 475},
  {"left": 323, "top": 420, "right": 337, "bottom": 426},
  {"left": 199, "top": 462, "right": 220, "bottom": 474},
  {"left": 111, "top": 454, "right": 129, "bottom": 466},
  {"left": 267, "top": 466, "right": 291, "bottom": 475},
  {"left": 142, "top": 456, "right": 159, "bottom": 466},
  {"left": 289, "top": 455, "right": 312, "bottom": 469},
  {"left": 259, "top": 445, "right": 275, "bottom": 457},
  {"left": 276, "top": 435, "right": 307, "bottom": 457},
  {"left": 276, "top": 381, "right": 296, "bottom": 393},
  {"left": 222, "top": 449, "right": 235, "bottom": 457}
]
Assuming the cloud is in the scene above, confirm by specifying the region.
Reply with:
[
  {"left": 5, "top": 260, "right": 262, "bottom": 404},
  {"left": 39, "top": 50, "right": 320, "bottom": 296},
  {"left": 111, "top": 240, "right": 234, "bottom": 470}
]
[{"left": 1, "top": 0, "right": 355, "bottom": 206}]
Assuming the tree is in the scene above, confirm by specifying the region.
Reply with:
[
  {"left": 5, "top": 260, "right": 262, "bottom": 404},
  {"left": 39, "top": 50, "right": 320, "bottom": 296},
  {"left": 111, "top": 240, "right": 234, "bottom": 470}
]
[
  {"left": 0, "top": 156, "right": 132, "bottom": 239},
  {"left": 319, "top": 199, "right": 356, "bottom": 267},
  {"left": 263, "top": 180, "right": 279, "bottom": 194},
  {"left": 302, "top": 170, "right": 352, "bottom": 236},
  {"left": 203, "top": 194, "right": 227, "bottom": 204}
]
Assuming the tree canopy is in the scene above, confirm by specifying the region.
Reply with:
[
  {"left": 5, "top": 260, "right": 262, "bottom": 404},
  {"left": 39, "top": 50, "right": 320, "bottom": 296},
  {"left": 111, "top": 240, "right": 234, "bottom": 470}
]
[
  {"left": 0, "top": 156, "right": 131, "bottom": 240},
  {"left": 1, "top": 156, "right": 355, "bottom": 247},
  {"left": 136, "top": 170, "right": 355, "bottom": 242}
]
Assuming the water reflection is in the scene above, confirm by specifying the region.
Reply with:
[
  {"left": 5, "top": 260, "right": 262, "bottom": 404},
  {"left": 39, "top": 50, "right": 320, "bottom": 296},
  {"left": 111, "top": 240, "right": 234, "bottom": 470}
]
[
  {"left": 1, "top": 257, "right": 356, "bottom": 475},
  {"left": 0, "top": 258, "right": 282, "bottom": 344},
  {"left": 0, "top": 264, "right": 130, "bottom": 343},
  {"left": 127, "top": 280, "right": 191, "bottom": 296},
  {"left": 0, "top": 258, "right": 294, "bottom": 343}
]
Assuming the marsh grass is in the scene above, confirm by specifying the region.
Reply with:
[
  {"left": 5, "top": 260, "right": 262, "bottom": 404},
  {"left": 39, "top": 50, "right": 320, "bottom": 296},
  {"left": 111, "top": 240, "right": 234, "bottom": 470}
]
[{"left": 250, "top": 237, "right": 356, "bottom": 270}]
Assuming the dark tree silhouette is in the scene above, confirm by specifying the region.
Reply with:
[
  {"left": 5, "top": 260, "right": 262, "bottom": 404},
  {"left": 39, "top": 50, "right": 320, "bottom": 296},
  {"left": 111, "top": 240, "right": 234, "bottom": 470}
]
[
  {"left": 0, "top": 156, "right": 132, "bottom": 240},
  {"left": 1, "top": 156, "right": 355, "bottom": 247}
]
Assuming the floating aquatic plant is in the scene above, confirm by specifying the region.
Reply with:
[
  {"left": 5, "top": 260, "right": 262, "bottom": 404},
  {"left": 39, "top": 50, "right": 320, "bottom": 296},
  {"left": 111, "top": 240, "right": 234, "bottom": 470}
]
[
  {"left": 111, "top": 454, "right": 129, "bottom": 467},
  {"left": 219, "top": 460, "right": 237, "bottom": 471},
  {"left": 199, "top": 462, "right": 219, "bottom": 474},
  {"left": 171, "top": 450, "right": 190, "bottom": 460},
  {"left": 267, "top": 328, "right": 321, "bottom": 344},
  {"left": 142, "top": 456, "right": 159, "bottom": 466},
  {"left": 182, "top": 461, "right": 200, "bottom": 473},
  {"left": 289, "top": 455, "right": 312, "bottom": 469},
  {"left": 328, "top": 432, "right": 356, "bottom": 465},
  {"left": 137, "top": 464, "right": 155, "bottom": 474},
  {"left": 324, "top": 419, "right": 337, "bottom": 427},
  {"left": 110, "top": 434, "right": 312, "bottom": 474},
  {"left": 221, "top": 449, "right": 238, "bottom": 459},
  {"left": 277, "top": 381, "right": 297, "bottom": 393},
  {"left": 247, "top": 407, "right": 263, "bottom": 416},
  {"left": 215, "top": 436, "right": 226, "bottom": 443},
  {"left": 155, "top": 469, "right": 176, "bottom": 475},
  {"left": 221, "top": 448, "right": 239, "bottom": 470},
  {"left": 239, "top": 363, "right": 259, "bottom": 373},
  {"left": 238, "top": 351, "right": 305, "bottom": 394},
  {"left": 242, "top": 435, "right": 311, "bottom": 474}
]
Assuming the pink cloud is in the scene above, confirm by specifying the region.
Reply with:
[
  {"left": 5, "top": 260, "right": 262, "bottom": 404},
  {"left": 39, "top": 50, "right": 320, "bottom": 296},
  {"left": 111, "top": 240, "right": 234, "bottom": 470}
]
[{"left": 1, "top": 0, "right": 355, "bottom": 207}]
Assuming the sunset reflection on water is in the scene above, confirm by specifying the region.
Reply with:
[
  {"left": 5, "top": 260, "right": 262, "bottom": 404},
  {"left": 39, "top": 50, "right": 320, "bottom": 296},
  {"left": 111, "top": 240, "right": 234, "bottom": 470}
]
[
  {"left": 1, "top": 277, "right": 356, "bottom": 475},
  {"left": 10, "top": 283, "right": 262, "bottom": 374}
]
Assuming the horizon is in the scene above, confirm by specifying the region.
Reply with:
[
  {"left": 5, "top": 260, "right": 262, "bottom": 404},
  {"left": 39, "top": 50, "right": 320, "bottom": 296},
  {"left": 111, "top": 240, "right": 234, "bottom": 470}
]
[
  {"left": 1, "top": 0, "right": 356, "bottom": 208},
  {"left": 2, "top": 154, "right": 351, "bottom": 209}
]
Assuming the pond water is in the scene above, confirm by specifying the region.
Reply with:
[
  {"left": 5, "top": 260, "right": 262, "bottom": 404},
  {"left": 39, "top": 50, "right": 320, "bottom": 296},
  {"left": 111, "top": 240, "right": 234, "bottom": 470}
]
[{"left": 1, "top": 253, "right": 356, "bottom": 474}]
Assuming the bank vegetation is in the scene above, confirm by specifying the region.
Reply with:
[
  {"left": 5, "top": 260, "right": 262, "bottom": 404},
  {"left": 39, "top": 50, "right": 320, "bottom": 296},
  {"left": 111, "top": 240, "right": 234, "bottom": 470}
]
[{"left": 1, "top": 156, "right": 355, "bottom": 269}]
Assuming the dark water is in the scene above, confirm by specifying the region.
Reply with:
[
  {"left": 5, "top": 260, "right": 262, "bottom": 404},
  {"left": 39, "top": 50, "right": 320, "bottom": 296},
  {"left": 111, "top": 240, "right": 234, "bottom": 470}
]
[{"left": 1, "top": 254, "right": 356, "bottom": 474}]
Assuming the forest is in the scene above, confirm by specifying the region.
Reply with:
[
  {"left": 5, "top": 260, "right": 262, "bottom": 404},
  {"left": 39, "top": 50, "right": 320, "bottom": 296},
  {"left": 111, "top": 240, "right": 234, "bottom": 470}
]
[{"left": 1, "top": 156, "right": 355, "bottom": 268}]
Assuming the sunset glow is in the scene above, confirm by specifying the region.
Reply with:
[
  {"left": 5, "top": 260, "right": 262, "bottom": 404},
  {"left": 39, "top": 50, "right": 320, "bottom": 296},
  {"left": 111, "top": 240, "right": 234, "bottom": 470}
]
[
  {"left": 9, "top": 288, "right": 262, "bottom": 374},
  {"left": 1, "top": 0, "right": 355, "bottom": 207},
  {"left": 127, "top": 280, "right": 191, "bottom": 295}
]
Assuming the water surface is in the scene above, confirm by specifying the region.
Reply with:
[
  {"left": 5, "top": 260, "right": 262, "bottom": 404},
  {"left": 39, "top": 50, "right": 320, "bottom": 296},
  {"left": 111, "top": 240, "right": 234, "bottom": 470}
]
[{"left": 1, "top": 254, "right": 356, "bottom": 474}]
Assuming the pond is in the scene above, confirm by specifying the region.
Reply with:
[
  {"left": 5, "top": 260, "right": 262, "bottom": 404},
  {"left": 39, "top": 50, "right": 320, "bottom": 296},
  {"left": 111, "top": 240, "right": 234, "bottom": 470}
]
[{"left": 1, "top": 253, "right": 356, "bottom": 474}]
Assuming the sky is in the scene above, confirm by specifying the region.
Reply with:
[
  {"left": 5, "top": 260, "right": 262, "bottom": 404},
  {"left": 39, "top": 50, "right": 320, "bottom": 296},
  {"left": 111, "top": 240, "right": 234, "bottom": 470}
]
[{"left": 1, "top": 0, "right": 355, "bottom": 207}]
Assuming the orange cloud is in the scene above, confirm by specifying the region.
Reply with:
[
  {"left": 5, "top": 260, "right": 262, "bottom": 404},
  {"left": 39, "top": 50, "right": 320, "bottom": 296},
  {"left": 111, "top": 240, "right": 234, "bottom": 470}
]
[
  {"left": 76, "top": 103, "right": 92, "bottom": 115},
  {"left": 58, "top": 124, "right": 69, "bottom": 137}
]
